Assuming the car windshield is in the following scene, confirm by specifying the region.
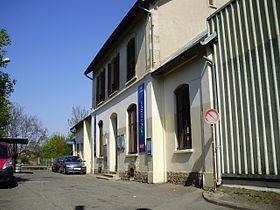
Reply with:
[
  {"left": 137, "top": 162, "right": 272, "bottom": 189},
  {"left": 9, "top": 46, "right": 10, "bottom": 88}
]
[
  {"left": 65, "top": 157, "right": 81, "bottom": 162},
  {"left": 0, "top": 145, "right": 9, "bottom": 158}
]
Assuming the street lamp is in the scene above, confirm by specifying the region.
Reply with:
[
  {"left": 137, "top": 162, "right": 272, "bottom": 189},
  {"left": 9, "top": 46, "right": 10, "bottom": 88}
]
[{"left": 1, "top": 57, "right": 11, "bottom": 64}]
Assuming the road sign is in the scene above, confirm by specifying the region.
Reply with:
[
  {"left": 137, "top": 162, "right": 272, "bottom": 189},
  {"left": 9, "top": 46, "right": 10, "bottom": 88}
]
[{"left": 204, "top": 109, "right": 220, "bottom": 124}]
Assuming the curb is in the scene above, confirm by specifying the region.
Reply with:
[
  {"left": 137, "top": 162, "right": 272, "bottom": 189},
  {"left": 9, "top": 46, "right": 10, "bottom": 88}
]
[{"left": 202, "top": 191, "right": 254, "bottom": 210}]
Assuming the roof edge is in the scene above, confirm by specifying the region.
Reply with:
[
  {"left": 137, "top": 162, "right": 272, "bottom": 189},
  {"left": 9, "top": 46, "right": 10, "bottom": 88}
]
[{"left": 84, "top": 0, "right": 152, "bottom": 76}]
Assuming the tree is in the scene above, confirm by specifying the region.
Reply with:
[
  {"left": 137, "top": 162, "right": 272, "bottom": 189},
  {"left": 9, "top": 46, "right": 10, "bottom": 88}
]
[
  {"left": 0, "top": 29, "right": 15, "bottom": 137},
  {"left": 5, "top": 103, "right": 48, "bottom": 155},
  {"left": 42, "top": 135, "right": 72, "bottom": 158},
  {"left": 67, "top": 106, "right": 90, "bottom": 128}
]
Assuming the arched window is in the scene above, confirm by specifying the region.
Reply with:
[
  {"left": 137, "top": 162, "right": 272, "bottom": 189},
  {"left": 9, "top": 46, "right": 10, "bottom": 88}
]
[
  {"left": 175, "top": 84, "right": 192, "bottom": 149},
  {"left": 126, "top": 37, "right": 136, "bottom": 81},
  {"left": 98, "top": 120, "right": 104, "bottom": 157},
  {"left": 127, "top": 104, "right": 137, "bottom": 154}
]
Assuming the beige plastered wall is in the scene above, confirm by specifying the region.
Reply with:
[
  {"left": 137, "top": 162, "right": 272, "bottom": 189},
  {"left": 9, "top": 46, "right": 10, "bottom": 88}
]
[
  {"left": 83, "top": 118, "right": 92, "bottom": 174},
  {"left": 158, "top": 56, "right": 213, "bottom": 179},
  {"left": 75, "top": 124, "right": 83, "bottom": 157},
  {"left": 154, "top": 0, "right": 229, "bottom": 64},
  {"left": 93, "top": 76, "right": 152, "bottom": 175}
]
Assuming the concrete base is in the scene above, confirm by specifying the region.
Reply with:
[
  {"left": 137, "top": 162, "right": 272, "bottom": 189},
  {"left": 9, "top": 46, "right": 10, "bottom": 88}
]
[
  {"left": 203, "top": 172, "right": 215, "bottom": 190},
  {"left": 148, "top": 171, "right": 153, "bottom": 183},
  {"left": 167, "top": 172, "right": 203, "bottom": 188},
  {"left": 223, "top": 178, "right": 280, "bottom": 190}
]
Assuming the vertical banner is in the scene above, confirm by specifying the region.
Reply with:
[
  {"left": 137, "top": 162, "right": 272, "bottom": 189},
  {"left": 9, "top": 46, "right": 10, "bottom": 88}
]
[
  {"left": 138, "top": 83, "right": 145, "bottom": 153},
  {"left": 93, "top": 114, "right": 96, "bottom": 157}
]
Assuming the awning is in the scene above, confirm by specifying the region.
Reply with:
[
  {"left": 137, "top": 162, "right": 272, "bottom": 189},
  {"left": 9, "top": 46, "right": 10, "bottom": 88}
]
[{"left": 0, "top": 137, "right": 29, "bottom": 144}]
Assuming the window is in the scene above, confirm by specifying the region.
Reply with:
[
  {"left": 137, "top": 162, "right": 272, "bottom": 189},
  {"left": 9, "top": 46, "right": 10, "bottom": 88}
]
[
  {"left": 98, "top": 121, "right": 104, "bottom": 157},
  {"left": 77, "top": 143, "right": 80, "bottom": 154},
  {"left": 175, "top": 84, "right": 192, "bottom": 149},
  {"left": 108, "top": 53, "right": 120, "bottom": 96},
  {"left": 0, "top": 145, "right": 9, "bottom": 158},
  {"left": 209, "top": 0, "right": 214, "bottom": 5},
  {"left": 96, "top": 69, "right": 105, "bottom": 104},
  {"left": 126, "top": 37, "right": 136, "bottom": 82},
  {"left": 127, "top": 104, "right": 137, "bottom": 154}
]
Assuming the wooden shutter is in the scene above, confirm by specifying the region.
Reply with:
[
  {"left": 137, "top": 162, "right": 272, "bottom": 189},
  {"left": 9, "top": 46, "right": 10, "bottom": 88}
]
[
  {"left": 128, "top": 104, "right": 137, "bottom": 154},
  {"left": 99, "top": 121, "right": 103, "bottom": 157},
  {"left": 101, "top": 69, "right": 105, "bottom": 101},
  {"left": 108, "top": 63, "right": 112, "bottom": 96},
  {"left": 127, "top": 38, "right": 135, "bottom": 81},
  {"left": 114, "top": 53, "right": 120, "bottom": 90}
]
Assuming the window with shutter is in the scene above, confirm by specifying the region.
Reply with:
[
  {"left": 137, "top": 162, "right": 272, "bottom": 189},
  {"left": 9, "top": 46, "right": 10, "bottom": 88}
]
[
  {"left": 108, "top": 53, "right": 120, "bottom": 96},
  {"left": 128, "top": 104, "right": 137, "bottom": 154},
  {"left": 126, "top": 37, "right": 135, "bottom": 82},
  {"left": 98, "top": 121, "right": 103, "bottom": 157},
  {"left": 175, "top": 84, "right": 192, "bottom": 149}
]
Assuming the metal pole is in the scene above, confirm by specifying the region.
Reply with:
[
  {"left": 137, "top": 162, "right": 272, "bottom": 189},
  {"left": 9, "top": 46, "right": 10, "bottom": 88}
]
[{"left": 211, "top": 124, "right": 217, "bottom": 192}]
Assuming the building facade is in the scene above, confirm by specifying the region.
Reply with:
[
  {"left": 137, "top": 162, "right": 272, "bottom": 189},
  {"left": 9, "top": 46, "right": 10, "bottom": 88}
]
[
  {"left": 81, "top": 0, "right": 228, "bottom": 187},
  {"left": 71, "top": 0, "right": 279, "bottom": 189},
  {"left": 208, "top": 0, "right": 280, "bottom": 186}
]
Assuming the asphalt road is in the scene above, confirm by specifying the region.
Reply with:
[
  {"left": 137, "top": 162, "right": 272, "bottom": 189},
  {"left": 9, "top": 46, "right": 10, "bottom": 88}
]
[{"left": 0, "top": 170, "right": 228, "bottom": 210}]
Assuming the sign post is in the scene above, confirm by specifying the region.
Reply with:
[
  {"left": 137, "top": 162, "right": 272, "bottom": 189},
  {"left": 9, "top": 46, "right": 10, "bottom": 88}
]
[{"left": 204, "top": 109, "right": 220, "bottom": 192}]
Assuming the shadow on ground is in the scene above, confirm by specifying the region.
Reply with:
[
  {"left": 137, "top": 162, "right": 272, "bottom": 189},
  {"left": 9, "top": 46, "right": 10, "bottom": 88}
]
[{"left": 0, "top": 175, "right": 31, "bottom": 189}]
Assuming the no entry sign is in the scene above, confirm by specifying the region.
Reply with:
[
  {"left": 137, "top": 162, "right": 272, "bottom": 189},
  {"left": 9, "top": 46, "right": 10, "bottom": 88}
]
[{"left": 204, "top": 109, "right": 220, "bottom": 125}]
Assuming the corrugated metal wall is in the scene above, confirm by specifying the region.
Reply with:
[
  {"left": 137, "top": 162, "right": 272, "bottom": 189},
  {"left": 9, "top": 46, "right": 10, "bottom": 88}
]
[{"left": 208, "top": 0, "right": 280, "bottom": 177}]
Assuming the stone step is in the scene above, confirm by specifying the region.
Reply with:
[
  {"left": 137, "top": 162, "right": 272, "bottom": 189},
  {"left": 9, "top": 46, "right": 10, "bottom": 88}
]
[{"left": 96, "top": 173, "right": 120, "bottom": 181}]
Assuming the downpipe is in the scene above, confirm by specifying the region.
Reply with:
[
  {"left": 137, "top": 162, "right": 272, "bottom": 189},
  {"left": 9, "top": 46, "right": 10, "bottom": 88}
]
[{"left": 202, "top": 55, "right": 222, "bottom": 186}]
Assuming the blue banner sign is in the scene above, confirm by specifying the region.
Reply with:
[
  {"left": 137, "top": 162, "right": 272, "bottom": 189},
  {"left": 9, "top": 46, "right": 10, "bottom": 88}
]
[
  {"left": 138, "top": 83, "right": 145, "bottom": 153},
  {"left": 66, "top": 140, "right": 75, "bottom": 145}
]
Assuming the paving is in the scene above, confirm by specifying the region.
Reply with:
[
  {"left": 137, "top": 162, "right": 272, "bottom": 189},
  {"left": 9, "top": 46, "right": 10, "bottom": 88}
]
[{"left": 0, "top": 170, "right": 228, "bottom": 210}]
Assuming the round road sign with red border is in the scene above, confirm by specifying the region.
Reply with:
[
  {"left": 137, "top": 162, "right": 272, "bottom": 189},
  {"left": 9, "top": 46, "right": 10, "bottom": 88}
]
[{"left": 204, "top": 109, "right": 220, "bottom": 124}]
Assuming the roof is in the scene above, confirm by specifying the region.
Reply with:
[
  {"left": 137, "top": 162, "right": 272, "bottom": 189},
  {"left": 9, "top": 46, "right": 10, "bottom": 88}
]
[
  {"left": 152, "top": 31, "right": 208, "bottom": 77},
  {"left": 0, "top": 137, "right": 29, "bottom": 144},
  {"left": 70, "top": 114, "right": 92, "bottom": 132},
  {"left": 84, "top": 0, "right": 152, "bottom": 76},
  {"left": 0, "top": 142, "right": 9, "bottom": 146}
]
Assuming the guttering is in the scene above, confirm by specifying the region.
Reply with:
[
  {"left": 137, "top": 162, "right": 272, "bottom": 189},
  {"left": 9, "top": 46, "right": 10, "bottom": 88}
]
[
  {"left": 84, "top": 73, "right": 93, "bottom": 80},
  {"left": 200, "top": 32, "right": 222, "bottom": 186}
]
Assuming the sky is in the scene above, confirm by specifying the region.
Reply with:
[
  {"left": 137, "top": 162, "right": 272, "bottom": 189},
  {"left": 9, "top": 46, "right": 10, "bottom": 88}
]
[{"left": 0, "top": 0, "right": 136, "bottom": 136}]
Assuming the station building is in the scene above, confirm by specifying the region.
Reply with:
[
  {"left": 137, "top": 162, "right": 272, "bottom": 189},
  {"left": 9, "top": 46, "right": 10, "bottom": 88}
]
[{"left": 71, "top": 0, "right": 280, "bottom": 188}]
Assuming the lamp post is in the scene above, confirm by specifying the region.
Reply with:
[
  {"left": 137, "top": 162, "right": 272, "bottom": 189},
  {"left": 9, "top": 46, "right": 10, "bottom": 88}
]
[{"left": 0, "top": 57, "right": 11, "bottom": 66}]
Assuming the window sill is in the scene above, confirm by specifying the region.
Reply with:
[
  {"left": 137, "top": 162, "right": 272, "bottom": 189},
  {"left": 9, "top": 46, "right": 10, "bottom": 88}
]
[
  {"left": 96, "top": 101, "right": 104, "bottom": 107},
  {"left": 125, "top": 76, "right": 137, "bottom": 87},
  {"left": 108, "top": 90, "right": 118, "bottom": 98},
  {"left": 126, "top": 153, "right": 138, "bottom": 158},
  {"left": 208, "top": 4, "right": 217, "bottom": 9},
  {"left": 174, "top": 149, "right": 194, "bottom": 154}
]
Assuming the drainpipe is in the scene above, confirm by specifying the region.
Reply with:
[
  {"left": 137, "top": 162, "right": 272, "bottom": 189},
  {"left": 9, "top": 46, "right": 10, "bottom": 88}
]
[
  {"left": 138, "top": 4, "right": 154, "bottom": 70},
  {"left": 84, "top": 73, "right": 93, "bottom": 80},
  {"left": 200, "top": 32, "right": 222, "bottom": 186}
]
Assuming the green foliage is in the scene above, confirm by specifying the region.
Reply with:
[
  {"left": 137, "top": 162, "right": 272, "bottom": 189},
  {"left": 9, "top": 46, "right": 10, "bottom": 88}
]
[
  {"left": 0, "top": 29, "right": 11, "bottom": 67},
  {"left": 42, "top": 135, "right": 72, "bottom": 158},
  {"left": 0, "top": 29, "right": 15, "bottom": 137},
  {"left": 20, "top": 155, "right": 30, "bottom": 164}
]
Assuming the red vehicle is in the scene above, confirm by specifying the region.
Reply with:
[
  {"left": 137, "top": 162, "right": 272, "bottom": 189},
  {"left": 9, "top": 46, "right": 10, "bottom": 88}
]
[{"left": 0, "top": 142, "right": 14, "bottom": 183}]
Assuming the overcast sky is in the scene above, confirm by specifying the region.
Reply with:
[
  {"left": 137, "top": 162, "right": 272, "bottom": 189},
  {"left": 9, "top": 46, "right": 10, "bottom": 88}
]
[{"left": 0, "top": 0, "right": 136, "bottom": 136}]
